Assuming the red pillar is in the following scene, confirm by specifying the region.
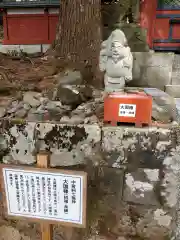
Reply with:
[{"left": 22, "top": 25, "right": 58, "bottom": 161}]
[
  {"left": 140, "top": 0, "right": 157, "bottom": 48},
  {"left": 3, "top": 11, "right": 9, "bottom": 43}
]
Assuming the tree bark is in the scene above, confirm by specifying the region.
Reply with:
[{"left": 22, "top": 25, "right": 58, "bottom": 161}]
[{"left": 53, "top": 0, "right": 103, "bottom": 86}]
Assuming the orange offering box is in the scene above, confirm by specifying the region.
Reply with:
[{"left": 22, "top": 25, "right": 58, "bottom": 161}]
[{"left": 104, "top": 92, "right": 152, "bottom": 127}]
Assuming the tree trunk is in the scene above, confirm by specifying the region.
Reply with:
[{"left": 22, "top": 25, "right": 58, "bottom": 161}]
[{"left": 53, "top": 0, "right": 103, "bottom": 86}]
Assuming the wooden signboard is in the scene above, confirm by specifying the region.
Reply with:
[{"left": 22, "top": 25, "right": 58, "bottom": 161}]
[{"left": 0, "top": 164, "right": 87, "bottom": 228}]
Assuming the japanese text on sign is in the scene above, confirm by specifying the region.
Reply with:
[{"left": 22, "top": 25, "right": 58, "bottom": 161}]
[
  {"left": 2, "top": 167, "right": 86, "bottom": 226},
  {"left": 119, "top": 104, "right": 136, "bottom": 117}
]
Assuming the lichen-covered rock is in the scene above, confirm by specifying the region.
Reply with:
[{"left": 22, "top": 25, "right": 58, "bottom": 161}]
[
  {"left": 144, "top": 88, "right": 178, "bottom": 123},
  {"left": 102, "top": 126, "right": 176, "bottom": 169},
  {"left": 54, "top": 85, "right": 83, "bottom": 107},
  {"left": 35, "top": 123, "right": 101, "bottom": 166},
  {"left": 161, "top": 148, "right": 180, "bottom": 208},
  {"left": 23, "top": 91, "right": 41, "bottom": 108},
  {"left": 56, "top": 69, "right": 83, "bottom": 86},
  {"left": 153, "top": 209, "right": 172, "bottom": 227},
  {"left": 161, "top": 144, "right": 180, "bottom": 239},
  {"left": 0, "top": 107, "right": 6, "bottom": 118},
  {"left": 136, "top": 213, "right": 171, "bottom": 240},
  {"left": 60, "top": 115, "right": 85, "bottom": 124},
  {"left": 54, "top": 83, "right": 93, "bottom": 109},
  {"left": 1, "top": 121, "right": 36, "bottom": 164},
  {"left": 123, "top": 169, "right": 159, "bottom": 205},
  {"left": 0, "top": 96, "right": 13, "bottom": 118}
]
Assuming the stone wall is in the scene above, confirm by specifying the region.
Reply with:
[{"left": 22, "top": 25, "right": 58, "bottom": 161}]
[
  {"left": 131, "top": 52, "right": 180, "bottom": 96},
  {"left": 0, "top": 121, "right": 180, "bottom": 239},
  {"left": 132, "top": 51, "right": 175, "bottom": 90}
]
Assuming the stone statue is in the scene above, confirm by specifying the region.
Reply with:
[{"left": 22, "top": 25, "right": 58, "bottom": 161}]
[{"left": 99, "top": 29, "right": 133, "bottom": 92}]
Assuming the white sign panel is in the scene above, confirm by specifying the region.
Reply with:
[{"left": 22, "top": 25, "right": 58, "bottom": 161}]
[
  {"left": 119, "top": 104, "right": 136, "bottom": 117},
  {"left": 2, "top": 167, "right": 87, "bottom": 226}
]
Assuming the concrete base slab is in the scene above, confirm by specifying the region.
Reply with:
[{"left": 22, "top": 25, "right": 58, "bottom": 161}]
[
  {"left": 165, "top": 85, "right": 180, "bottom": 98},
  {"left": 0, "top": 44, "right": 51, "bottom": 54},
  {"left": 42, "top": 44, "right": 51, "bottom": 53}
]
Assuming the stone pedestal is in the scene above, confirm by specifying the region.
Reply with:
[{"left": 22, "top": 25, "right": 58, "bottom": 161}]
[{"left": 0, "top": 121, "right": 180, "bottom": 239}]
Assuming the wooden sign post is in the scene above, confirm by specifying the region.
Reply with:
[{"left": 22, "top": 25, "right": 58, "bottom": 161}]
[
  {"left": 37, "top": 152, "right": 52, "bottom": 240},
  {"left": 0, "top": 154, "right": 87, "bottom": 240}
]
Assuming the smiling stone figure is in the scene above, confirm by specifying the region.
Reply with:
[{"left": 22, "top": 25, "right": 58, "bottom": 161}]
[{"left": 99, "top": 28, "right": 133, "bottom": 92}]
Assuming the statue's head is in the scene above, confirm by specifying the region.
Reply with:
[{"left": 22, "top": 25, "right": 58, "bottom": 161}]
[
  {"left": 101, "top": 40, "right": 107, "bottom": 49},
  {"left": 111, "top": 41, "right": 130, "bottom": 62},
  {"left": 111, "top": 29, "right": 127, "bottom": 47}
]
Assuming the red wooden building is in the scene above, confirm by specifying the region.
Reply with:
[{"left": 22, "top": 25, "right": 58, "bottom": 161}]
[
  {"left": 1, "top": 0, "right": 180, "bottom": 51},
  {"left": 140, "top": 0, "right": 180, "bottom": 51},
  {"left": 0, "top": 0, "right": 59, "bottom": 45}
]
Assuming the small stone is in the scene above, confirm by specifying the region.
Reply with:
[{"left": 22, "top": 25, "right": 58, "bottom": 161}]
[
  {"left": 69, "top": 115, "right": 84, "bottom": 124},
  {"left": 60, "top": 104, "right": 72, "bottom": 111},
  {"left": 60, "top": 115, "right": 84, "bottom": 124},
  {"left": 27, "top": 109, "right": 49, "bottom": 121},
  {"left": 55, "top": 84, "right": 93, "bottom": 108},
  {"left": 71, "top": 101, "right": 95, "bottom": 117},
  {"left": 39, "top": 97, "right": 49, "bottom": 105},
  {"left": 55, "top": 85, "right": 82, "bottom": 107},
  {"left": 84, "top": 115, "right": 99, "bottom": 124},
  {"left": 53, "top": 101, "right": 63, "bottom": 108},
  {"left": 7, "top": 101, "right": 23, "bottom": 114},
  {"left": 144, "top": 88, "right": 177, "bottom": 123},
  {"left": 23, "top": 103, "right": 31, "bottom": 110},
  {"left": 3, "top": 155, "right": 12, "bottom": 164},
  {"left": 27, "top": 112, "right": 37, "bottom": 121},
  {"left": 0, "top": 97, "right": 13, "bottom": 107},
  {"left": 34, "top": 103, "right": 65, "bottom": 121},
  {"left": 0, "top": 107, "right": 6, "bottom": 118},
  {"left": 92, "top": 88, "right": 104, "bottom": 99},
  {"left": 59, "top": 116, "right": 70, "bottom": 123},
  {"left": 23, "top": 91, "right": 41, "bottom": 107},
  {"left": 79, "top": 85, "right": 93, "bottom": 101},
  {"left": 57, "top": 69, "right": 83, "bottom": 85},
  {"left": 36, "top": 105, "right": 46, "bottom": 112},
  {"left": 0, "top": 135, "right": 7, "bottom": 150},
  {"left": 45, "top": 101, "right": 62, "bottom": 110},
  {"left": 15, "top": 108, "right": 28, "bottom": 118},
  {"left": 48, "top": 109, "right": 66, "bottom": 121},
  {"left": 153, "top": 209, "right": 172, "bottom": 227}
]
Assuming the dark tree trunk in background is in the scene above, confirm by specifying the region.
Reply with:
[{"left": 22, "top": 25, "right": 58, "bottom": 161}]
[{"left": 53, "top": 0, "right": 103, "bottom": 86}]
